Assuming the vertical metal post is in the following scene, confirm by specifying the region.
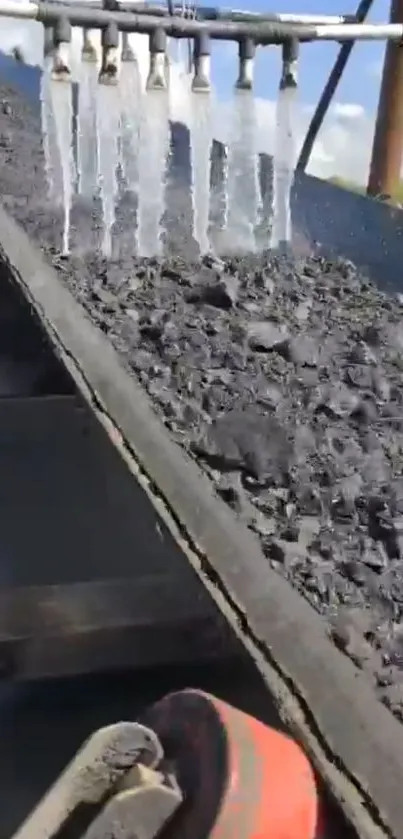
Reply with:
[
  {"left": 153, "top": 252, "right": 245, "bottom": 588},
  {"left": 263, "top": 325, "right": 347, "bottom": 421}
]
[{"left": 367, "top": 0, "right": 403, "bottom": 197}]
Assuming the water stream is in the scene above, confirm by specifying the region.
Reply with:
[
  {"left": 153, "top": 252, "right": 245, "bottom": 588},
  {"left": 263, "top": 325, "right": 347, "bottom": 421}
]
[
  {"left": 96, "top": 84, "right": 121, "bottom": 258},
  {"left": 226, "top": 89, "right": 259, "bottom": 252},
  {"left": 43, "top": 36, "right": 298, "bottom": 259},
  {"left": 120, "top": 59, "right": 142, "bottom": 195},
  {"left": 189, "top": 88, "right": 212, "bottom": 256},
  {"left": 137, "top": 89, "right": 170, "bottom": 257},
  {"left": 40, "top": 57, "right": 61, "bottom": 205},
  {"left": 77, "top": 58, "right": 99, "bottom": 201},
  {"left": 270, "top": 85, "right": 298, "bottom": 250},
  {"left": 50, "top": 79, "right": 74, "bottom": 254}
]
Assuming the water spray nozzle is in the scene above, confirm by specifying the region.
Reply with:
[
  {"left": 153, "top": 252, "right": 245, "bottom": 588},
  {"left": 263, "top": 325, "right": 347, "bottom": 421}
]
[
  {"left": 82, "top": 27, "right": 98, "bottom": 63},
  {"left": 192, "top": 32, "right": 211, "bottom": 92},
  {"left": 280, "top": 37, "right": 299, "bottom": 89},
  {"left": 43, "top": 25, "right": 54, "bottom": 59},
  {"left": 146, "top": 27, "right": 167, "bottom": 91},
  {"left": 99, "top": 22, "right": 119, "bottom": 84},
  {"left": 235, "top": 36, "right": 255, "bottom": 90},
  {"left": 121, "top": 31, "right": 136, "bottom": 62},
  {"left": 51, "top": 16, "right": 72, "bottom": 81}
]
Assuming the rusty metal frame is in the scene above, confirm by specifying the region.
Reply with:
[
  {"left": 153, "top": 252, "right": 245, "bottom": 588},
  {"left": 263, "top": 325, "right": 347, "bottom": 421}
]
[{"left": 367, "top": 0, "right": 403, "bottom": 197}]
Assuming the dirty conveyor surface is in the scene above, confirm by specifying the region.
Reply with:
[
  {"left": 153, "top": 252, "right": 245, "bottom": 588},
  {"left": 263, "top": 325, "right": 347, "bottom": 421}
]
[{"left": 1, "top": 83, "right": 403, "bottom": 726}]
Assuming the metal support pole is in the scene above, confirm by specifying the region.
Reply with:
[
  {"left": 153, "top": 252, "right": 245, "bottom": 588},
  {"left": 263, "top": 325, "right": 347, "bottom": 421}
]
[{"left": 367, "top": 0, "right": 403, "bottom": 197}]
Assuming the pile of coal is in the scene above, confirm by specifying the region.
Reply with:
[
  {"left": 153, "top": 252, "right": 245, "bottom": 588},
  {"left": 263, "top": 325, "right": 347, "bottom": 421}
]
[
  {"left": 1, "top": 82, "right": 403, "bottom": 724},
  {"left": 61, "top": 249, "right": 403, "bottom": 725}
]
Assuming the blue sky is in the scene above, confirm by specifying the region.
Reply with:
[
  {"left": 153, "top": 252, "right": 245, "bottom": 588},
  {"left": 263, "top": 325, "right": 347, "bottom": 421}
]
[{"left": 209, "top": 0, "right": 386, "bottom": 112}]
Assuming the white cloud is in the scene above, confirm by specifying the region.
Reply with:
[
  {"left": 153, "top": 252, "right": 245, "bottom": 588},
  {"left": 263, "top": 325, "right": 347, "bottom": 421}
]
[
  {"left": 331, "top": 102, "right": 365, "bottom": 121},
  {"left": 0, "top": 16, "right": 378, "bottom": 186}
]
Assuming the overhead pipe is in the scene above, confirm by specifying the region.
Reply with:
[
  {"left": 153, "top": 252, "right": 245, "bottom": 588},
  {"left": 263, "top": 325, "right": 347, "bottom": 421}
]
[
  {"left": 99, "top": 20, "right": 120, "bottom": 82},
  {"left": 146, "top": 26, "right": 167, "bottom": 89},
  {"left": 191, "top": 31, "right": 211, "bottom": 91},
  {"left": 1, "top": 2, "right": 403, "bottom": 44},
  {"left": 51, "top": 14, "right": 71, "bottom": 80},
  {"left": 82, "top": 26, "right": 98, "bottom": 61},
  {"left": 43, "top": 23, "right": 53, "bottom": 57},
  {"left": 205, "top": 9, "right": 354, "bottom": 24},
  {"left": 367, "top": 0, "right": 403, "bottom": 198},
  {"left": 24, "top": 0, "right": 358, "bottom": 25},
  {"left": 179, "top": 0, "right": 194, "bottom": 75},
  {"left": 235, "top": 36, "right": 255, "bottom": 90},
  {"left": 280, "top": 35, "right": 299, "bottom": 89},
  {"left": 312, "top": 22, "right": 403, "bottom": 40},
  {"left": 121, "top": 30, "right": 135, "bottom": 60}
]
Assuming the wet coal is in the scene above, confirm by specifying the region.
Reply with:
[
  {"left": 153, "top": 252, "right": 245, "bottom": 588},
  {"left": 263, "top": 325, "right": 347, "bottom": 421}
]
[{"left": 2, "top": 84, "right": 403, "bottom": 724}]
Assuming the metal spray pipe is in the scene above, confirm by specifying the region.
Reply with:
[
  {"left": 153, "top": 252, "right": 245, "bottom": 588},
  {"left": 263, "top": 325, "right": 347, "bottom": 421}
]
[
  {"left": 192, "top": 31, "right": 210, "bottom": 91},
  {"left": 2, "top": 2, "right": 403, "bottom": 43},
  {"left": 51, "top": 15, "right": 72, "bottom": 80},
  {"left": 280, "top": 36, "right": 299, "bottom": 89},
  {"left": 22, "top": 0, "right": 363, "bottom": 26},
  {"left": 99, "top": 21, "right": 119, "bottom": 83},
  {"left": 121, "top": 30, "right": 135, "bottom": 60},
  {"left": 82, "top": 26, "right": 98, "bottom": 62},
  {"left": 43, "top": 23, "right": 53, "bottom": 57},
  {"left": 146, "top": 27, "right": 167, "bottom": 89},
  {"left": 235, "top": 36, "right": 255, "bottom": 90}
]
